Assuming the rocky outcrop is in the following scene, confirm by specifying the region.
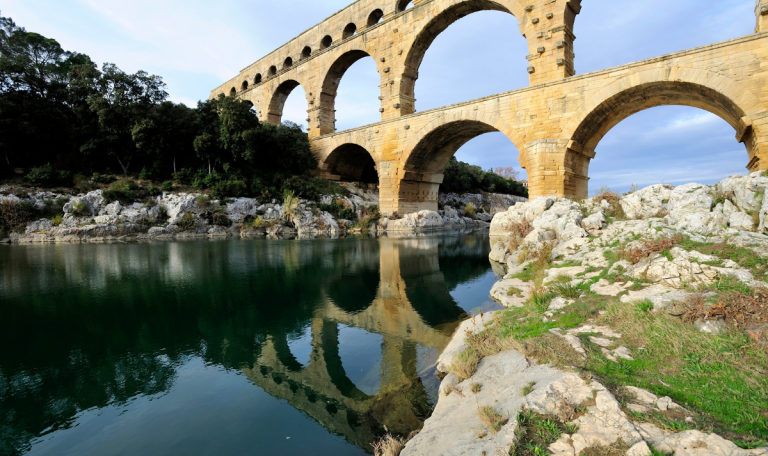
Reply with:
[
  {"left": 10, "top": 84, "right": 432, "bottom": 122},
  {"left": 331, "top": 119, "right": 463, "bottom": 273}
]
[{"left": 3, "top": 185, "right": 525, "bottom": 244}]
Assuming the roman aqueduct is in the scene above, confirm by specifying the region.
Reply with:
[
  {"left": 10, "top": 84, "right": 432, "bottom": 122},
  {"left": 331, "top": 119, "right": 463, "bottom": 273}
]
[{"left": 212, "top": 0, "right": 768, "bottom": 215}]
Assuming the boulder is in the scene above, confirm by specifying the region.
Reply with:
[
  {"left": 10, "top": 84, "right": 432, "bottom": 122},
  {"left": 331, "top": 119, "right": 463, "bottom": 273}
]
[
  {"left": 582, "top": 211, "right": 607, "bottom": 230},
  {"left": 728, "top": 211, "right": 755, "bottom": 231},
  {"left": 620, "top": 184, "right": 673, "bottom": 219},
  {"left": 667, "top": 184, "right": 713, "bottom": 222}
]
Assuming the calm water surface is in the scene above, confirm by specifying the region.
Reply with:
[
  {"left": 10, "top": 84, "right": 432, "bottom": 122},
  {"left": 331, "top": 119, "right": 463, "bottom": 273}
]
[{"left": 0, "top": 232, "right": 502, "bottom": 456}]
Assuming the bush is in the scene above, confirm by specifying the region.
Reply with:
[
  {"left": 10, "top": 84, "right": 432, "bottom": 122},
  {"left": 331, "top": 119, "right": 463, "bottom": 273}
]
[
  {"left": 211, "top": 179, "right": 246, "bottom": 199},
  {"left": 40, "top": 197, "right": 69, "bottom": 218},
  {"left": 0, "top": 200, "right": 36, "bottom": 236},
  {"left": 103, "top": 179, "right": 141, "bottom": 204},
  {"left": 147, "top": 186, "right": 161, "bottom": 197},
  {"left": 91, "top": 173, "right": 116, "bottom": 184},
  {"left": 176, "top": 211, "right": 197, "bottom": 231},
  {"left": 464, "top": 203, "right": 476, "bottom": 217},
  {"left": 71, "top": 201, "right": 90, "bottom": 216},
  {"left": 318, "top": 198, "right": 357, "bottom": 220},
  {"left": 24, "top": 164, "right": 72, "bottom": 187},
  {"left": 161, "top": 181, "right": 174, "bottom": 191}
]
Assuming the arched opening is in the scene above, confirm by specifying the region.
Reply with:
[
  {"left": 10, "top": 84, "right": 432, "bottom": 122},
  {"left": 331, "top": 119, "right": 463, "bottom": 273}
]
[
  {"left": 321, "top": 35, "right": 333, "bottom": 49},
  {"left": 401, "top": 1, "right": 526, "bottom": 113},
  {"left": 283, "top": 57, "right": 293, "bottom": 69},
  {"left": 367, "top": 9, "right": 384, "bottom": 27},
  {"left": 568, "top": 81, "right": 756, "bottom": 198},
  {"left": 342, "top": 23, "right": 357, "bottom": 39},
  {"left": 396, "top": 0, "right": 413, "bottom": 13},
  {"left": 267, "top": 79, "right": 307, "bottom": 127},
  {"left": 268, "top": 65, "right": 277, "bottom": 77},
  {"left": 301, "top": 46, "right": 312, "bottom": 59},
  {"left": 588, "top": 107, "right": 741, "bottom": 193},
  {"left": 323, "top": 144, "right": 378, "bottom": 183},
  {"left": 241, "top": 80, "right": 249, "bottom": 91},
  {"left": 229, "top": 87, "right": 237, "bottom": 97},
  {"left": 319, "top": 50, "right": 380, "bottom": 133},
  {"left": 396, "top": 120, "right": 524, "bottom": 214},
  {"left": 254, "top": 74, "right": 262, "bottom": 84}
]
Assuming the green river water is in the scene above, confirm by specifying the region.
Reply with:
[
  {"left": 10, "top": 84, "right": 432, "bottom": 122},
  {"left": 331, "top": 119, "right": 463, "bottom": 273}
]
[{"left": 0, "top": 232, "right": 502, "bottom": 456}]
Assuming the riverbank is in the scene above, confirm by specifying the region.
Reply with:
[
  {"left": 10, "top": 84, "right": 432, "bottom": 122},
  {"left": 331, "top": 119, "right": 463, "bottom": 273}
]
[
  {"left": 399, "top": 173, "right": 768, "bottom": 456},
  {"left": 0, "top": 183, "right": 526, "bottom": 244}
]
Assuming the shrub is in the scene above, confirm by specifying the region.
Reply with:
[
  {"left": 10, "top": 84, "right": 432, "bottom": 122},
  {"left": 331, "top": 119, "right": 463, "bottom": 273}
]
[
  {"left": 318, "top": 198, "right": 357, "bottom": 221},
  {"left": 176, "top": 211, "right": 197, "bottom": 231},
  {"left": 195, "top": 195, "right": 211, "bottom": 209},
  {"left": 147, "top": 186, "right": 161, "bottom": 197},
  {"left": 211, "top": 179, "right": 246, "bottom": 199},
  {"left": 593, "top": 186, "right": 626, "bottom": 220},
  {"left": 464, "top": 203, "right": 476, "bottom": 217},
  {"left": 161, "top": 181, "right": 174, "bottom": 192},
  {"left": 71, "top": 201, "right": 90, "bottom": 216},
  {"left": 91, "top": 173, "right": 116, "bottom": 184},
  {"left": 40, "top": 197, "right": 69, "bottom": 218},
  {"left": 103, "top": 179, "right": 141, "bottom": 204},
  {"left": 24, "top": 164, "right": 72, "bottom": 187},
  {"left": 50, "top": 214, "right": 63, "bottom": 226},
  {"left": 282, "top": 190, "right": 300, "bottom": 225},
  {"left": 0, "top": 200, "right": 36, "bottom": 236}
]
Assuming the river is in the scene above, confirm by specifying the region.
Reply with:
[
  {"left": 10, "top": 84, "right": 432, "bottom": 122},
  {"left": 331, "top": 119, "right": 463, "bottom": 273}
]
[{"left": 0, "top": 232, "right": 502, "bottom": 456}]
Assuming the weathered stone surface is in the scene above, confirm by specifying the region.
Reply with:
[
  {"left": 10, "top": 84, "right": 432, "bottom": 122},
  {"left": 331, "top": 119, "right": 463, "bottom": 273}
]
[
  {"left": 582, "top": 211, "right": 607, "bottom": 230},
  {"left": 621, "top": 185, "right": 673, "bottom": 220},
  {"left": 490, "top": 279, "right": 532, "bottom": 308},
  {"left": 436, "top": 312, "right": 498, "bottom": 373},
  {"left": 695, "top": 319, "right": 729, "bottom": 335}
]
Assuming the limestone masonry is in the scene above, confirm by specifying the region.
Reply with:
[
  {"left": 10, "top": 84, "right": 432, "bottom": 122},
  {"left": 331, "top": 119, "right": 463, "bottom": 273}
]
[{"left": 212, "top": 0, "right": 768, "bottom": 215}]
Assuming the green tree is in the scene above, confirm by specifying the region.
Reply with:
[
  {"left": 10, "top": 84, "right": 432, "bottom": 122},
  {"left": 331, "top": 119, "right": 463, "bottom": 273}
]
[{"left": 82, "top": 63, "right": 167, "bottom": 175}]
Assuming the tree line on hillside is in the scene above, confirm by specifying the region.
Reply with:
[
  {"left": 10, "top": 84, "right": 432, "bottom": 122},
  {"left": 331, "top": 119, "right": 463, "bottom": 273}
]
[{"left": 0, "top": 15, "right": 527, "bottom": 200}]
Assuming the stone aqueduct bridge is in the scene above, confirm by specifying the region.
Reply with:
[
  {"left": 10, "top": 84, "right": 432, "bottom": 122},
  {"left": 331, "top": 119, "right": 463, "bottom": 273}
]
[{"left": 212, "top": 0, "right": 768, "bottom": 214}]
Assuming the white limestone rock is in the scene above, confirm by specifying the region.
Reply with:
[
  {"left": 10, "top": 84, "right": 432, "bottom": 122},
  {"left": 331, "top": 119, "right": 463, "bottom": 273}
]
[
  {"left": 620, "top": 185, "right": 673, "bottom": 220},
  {"left": 490, "top": 279, "right": 532, "bottom": 308},
  {"left": 63, "top": 190, "right": 104, "bottom": 216},
  {"left": 728, "top": 212, "right": 755, "bottom": 231},
  {"left": 436, "top": 312, "right": 499, "bottom": 373},
  {"left": 582, "top": 211, "right": 607, "bottom": 230}
]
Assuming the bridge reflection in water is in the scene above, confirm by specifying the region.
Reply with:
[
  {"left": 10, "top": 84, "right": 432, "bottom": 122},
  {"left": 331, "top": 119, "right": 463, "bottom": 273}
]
[{"left": 0, "top": 233, "right": 497, "bottom": 455}]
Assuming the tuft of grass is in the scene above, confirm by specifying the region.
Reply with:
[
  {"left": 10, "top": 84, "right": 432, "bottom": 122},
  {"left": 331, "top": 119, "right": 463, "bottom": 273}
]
[
  {"left": 371, "top": 432, "right": 406, "bottom": 456},
  {"left": 580, "top": 440, "right": 631, "bottom": 456},
  {"left": 636, "top": 300, "right": 654, "bottom": 314},
  {"left": 552, "top": 281, "right": 581, "bottom": 299},
  {"left": 508, "top": 286, "right": 524, "bottom": 297},
  {"left": 478, "top": 405, "right": 508, "bottom": 434},
  {"left": 511, "top": 409, "right": 571, "bottom": 456},
  {"left": 195, "top": 194, "right": 211, "bottom": 209},
  {"left": 464, "top": 203, "right": 476, "bottom": 217},
  {"left": 471, "top": 383, "right": 482, "bottom": 394},
  {"left": 50, "top": 214, "right": 63, "bottom": 226},
  {"left": 530, "top": 285, "right": 556, "bottom": 310},
  {"left": 449, "top": 349, "right": 480, "bottom": 381},
  {"left": 522, "top": 381, "right": 536, "bottom": 396},
  {"left": 71, "top": 200, "right": 89, "bottom": 216}
]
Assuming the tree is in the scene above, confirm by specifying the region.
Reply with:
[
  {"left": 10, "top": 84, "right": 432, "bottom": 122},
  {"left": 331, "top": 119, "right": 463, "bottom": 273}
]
[
  {"left": 82, "top": 63, "right": 167, "bottom": 175},
  {"left": 132, "top": 101, "right": 198, "bottom": 175},
  {"left": 493, "top": 166, "right": 519, "bottom": 181}
]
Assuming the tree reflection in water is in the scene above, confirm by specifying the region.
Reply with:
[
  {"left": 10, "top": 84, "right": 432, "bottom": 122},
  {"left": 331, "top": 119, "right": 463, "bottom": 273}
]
[{"left": 0, "top": 232, "right": 495, "bottom": 455}]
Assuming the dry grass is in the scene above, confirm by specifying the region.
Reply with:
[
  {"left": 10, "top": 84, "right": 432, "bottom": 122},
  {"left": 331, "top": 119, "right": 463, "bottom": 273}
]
[
  {"left": 593, "top": 187, "right": 626, "bottom": 220},
  {"left": 579, "top": 439, "right": 631, "bottom": 456},
  {"left": 371, "top": 432, "right": 406, "bottom": 456},
  {"left": 478, "top": 405, "right": 508, "bottom": 434},
  {"left": 449, "top": 349, "right": 481, "bottom": 381},
  {"left": 504, "top": 218, "right": 535, "bottom": 252},
  {"left": 683, "top": 288, "right": 768, "bottom": 333},
  {"left": 471, "top": 383, "right": 482, "bottom": 393},
  {"left": 621, "top": 235, "right": 683, "bottom": 264}
]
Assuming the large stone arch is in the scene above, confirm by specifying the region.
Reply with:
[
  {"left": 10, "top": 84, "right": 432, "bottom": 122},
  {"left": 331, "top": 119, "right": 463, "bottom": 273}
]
[
  {"left": 318, "top": 143, "right": 379, "bottom": 183},
  {"left": 558, "top": 68, "right": 768, "bottom": 199},
  {"left": 398, "top": 0, "right": 525, "bottom": 115},
  {"left": 384, "top": 114, "right": 521, "bottom": 214},
  {"left": 317, "top": 49, "right": 380, "bottom": 136},
  {"left": 266, "top": 79, "right": 308, "bottom": 125}
]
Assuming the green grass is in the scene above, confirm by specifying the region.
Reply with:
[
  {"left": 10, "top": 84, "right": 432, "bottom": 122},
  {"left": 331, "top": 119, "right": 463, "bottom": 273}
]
[{"left": 512, "top": 409, "right": 576, "bottom": 456}]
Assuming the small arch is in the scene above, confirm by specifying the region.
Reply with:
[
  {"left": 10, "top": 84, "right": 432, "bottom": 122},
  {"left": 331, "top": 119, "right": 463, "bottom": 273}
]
[
  {"left": 318, "top": 50, "right": 375, "bottom": 135},
  {"left": 284, "top": 57, "right": 293, "bottom": 69},
  {"left": 301, "top": 46, "right": 312, "bottom": 59},
  {"left": 367, "top": 9, "right": 384, "bottom": 26},
  {"left": 323, "top": 143, "right": 378, "bottom": 183},
  {"left": 405, "top": 120, "right": 500, "bottom": 174},
  {"left": 342, "top": 23, "right": 357, "bottom": 39},
  {"left": 241, "top": 80, "right": 249, "bottom": 91},
  {"left": 267, "top": 79, "right": 305, "bottom": 125},
  {"left": 321, "top": 35, "right": 333, "bottom": 49},
  {"left": 254, "top": 74, "right": 262, "bottom": 84},
  {"left": 400, "top": 1, "right": 517, "bottom": 112},
  {"left": 268, "top": 65, "right": 277, "bottom": 77},
  {"left": 229, "top": 87, "right": 237, "bottom": 97},
  {"left": 396, "top": 0, "right": 413, "bottom": 12}
]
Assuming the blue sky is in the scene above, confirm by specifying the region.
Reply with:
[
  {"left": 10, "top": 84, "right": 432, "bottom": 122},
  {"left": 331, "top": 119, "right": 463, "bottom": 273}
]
[{"left": 1, "top": 0, "right": 756, "bottom": 193}]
